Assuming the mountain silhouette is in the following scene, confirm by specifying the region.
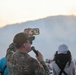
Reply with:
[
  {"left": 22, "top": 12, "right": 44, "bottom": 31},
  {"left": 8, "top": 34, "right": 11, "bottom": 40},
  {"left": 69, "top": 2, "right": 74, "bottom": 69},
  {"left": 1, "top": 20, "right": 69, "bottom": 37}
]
[{"left": 0, "top": 15, "right": 76, "bottom": 60}]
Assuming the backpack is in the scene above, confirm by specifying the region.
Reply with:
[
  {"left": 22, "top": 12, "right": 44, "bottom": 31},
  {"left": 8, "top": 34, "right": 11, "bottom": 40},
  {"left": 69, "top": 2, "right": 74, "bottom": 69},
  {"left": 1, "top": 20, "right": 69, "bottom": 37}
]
[
  {"left": 56, "top": 61, "right": 68, "bottom": 75},
  {"left": 0, "top": 65, "right": 6, "bottom": 75}
]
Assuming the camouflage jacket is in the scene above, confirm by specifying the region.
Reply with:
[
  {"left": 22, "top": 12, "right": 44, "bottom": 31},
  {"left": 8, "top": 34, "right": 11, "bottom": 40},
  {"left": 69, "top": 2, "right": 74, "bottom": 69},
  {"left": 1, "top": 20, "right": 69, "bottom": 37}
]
[
  {"left": 6, "top": 44, "right": 50, "bottom": 75},
  {"left": 6, "top": 43, "right": 17, "bottom": 61}
]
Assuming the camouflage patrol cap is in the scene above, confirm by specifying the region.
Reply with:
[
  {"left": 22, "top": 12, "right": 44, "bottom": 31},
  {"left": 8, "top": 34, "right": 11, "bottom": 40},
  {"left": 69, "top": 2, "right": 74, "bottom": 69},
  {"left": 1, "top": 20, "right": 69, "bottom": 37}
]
[{"left": 13, "top": 32, "right": 29, "bottom": 44}]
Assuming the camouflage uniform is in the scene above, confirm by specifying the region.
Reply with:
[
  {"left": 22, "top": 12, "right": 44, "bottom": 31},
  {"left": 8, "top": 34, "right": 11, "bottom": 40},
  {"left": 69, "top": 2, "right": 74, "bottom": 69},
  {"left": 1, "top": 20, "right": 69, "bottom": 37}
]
[
  {"left": 6, "top": 44, "right": 50, "bottom": 75},
  {"left": 6, "top": 43, "right": 17, "bottom": 61},
  {"left": 6, "top": 43, "right": 17, "bottom": 75}
]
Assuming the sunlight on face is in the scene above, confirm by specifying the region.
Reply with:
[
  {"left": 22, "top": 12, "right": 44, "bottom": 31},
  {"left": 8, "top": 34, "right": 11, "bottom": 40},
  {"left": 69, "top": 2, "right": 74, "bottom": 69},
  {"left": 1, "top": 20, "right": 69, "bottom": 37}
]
[{"left": 0, "top": 0, "right": 76, "bottom": 27}]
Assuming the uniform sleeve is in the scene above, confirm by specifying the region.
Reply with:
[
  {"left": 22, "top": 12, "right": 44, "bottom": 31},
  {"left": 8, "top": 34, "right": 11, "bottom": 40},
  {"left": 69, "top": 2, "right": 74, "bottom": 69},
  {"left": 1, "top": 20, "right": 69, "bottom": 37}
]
[{"left": 31, "top": 59, "right": 50, "bottom": 75}]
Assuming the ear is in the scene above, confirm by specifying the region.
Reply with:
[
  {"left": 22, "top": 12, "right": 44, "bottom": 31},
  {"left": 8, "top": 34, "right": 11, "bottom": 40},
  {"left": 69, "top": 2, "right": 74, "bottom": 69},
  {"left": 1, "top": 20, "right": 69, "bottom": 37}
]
[{"left": 23, "top": 43, "right": 26, "bottom": 48}]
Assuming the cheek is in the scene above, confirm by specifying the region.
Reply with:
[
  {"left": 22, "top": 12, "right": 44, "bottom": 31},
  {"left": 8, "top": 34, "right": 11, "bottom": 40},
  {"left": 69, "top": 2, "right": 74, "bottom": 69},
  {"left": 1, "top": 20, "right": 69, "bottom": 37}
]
[{"left": 27, "top": 44, "right": 31, "bottom": 48}]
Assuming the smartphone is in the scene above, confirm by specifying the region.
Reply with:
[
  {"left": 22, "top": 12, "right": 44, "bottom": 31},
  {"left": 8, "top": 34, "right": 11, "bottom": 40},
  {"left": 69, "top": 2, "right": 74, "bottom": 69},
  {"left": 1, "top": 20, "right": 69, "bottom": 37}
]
[{"left": 30, "top": 28, "right": 40, "bottom": 35}]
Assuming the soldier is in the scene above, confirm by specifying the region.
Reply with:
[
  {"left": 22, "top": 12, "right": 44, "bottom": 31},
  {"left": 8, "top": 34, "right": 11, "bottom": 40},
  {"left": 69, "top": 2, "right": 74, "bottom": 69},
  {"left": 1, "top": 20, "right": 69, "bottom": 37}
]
[
  {"left": 6, "top": 32, "right": 50, "bottom": 75},
  {"left": 6, "top": 28, "right": 34, "bottom": 58}
]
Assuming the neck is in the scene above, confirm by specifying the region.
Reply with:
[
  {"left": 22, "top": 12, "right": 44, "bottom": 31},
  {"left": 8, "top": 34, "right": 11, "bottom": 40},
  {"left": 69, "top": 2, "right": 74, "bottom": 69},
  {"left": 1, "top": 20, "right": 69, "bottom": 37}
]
[{"left": 18, "top": 48, "right": 28, "bottom": 53}]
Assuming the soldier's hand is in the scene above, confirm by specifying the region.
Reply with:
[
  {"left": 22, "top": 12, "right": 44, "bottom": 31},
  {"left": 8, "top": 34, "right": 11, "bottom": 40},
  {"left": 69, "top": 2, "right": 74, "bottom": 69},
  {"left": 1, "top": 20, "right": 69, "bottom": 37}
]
[{"left": 36, "top": 51, "right": 44, "bottom": 62}]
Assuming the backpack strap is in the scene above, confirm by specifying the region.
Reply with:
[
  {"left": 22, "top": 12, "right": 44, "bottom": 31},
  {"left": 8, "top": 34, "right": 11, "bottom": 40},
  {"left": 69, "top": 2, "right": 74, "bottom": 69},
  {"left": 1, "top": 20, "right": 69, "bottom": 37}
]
[{"left": 56, "top": 61, "right": 68, "bottom": 75}]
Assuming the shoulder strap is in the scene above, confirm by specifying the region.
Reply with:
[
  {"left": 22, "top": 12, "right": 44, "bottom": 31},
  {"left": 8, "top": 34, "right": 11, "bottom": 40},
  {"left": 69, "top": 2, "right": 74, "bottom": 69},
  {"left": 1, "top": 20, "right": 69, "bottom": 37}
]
[{"left": 56, "top": 61, "right": 68, "bottom": 75}]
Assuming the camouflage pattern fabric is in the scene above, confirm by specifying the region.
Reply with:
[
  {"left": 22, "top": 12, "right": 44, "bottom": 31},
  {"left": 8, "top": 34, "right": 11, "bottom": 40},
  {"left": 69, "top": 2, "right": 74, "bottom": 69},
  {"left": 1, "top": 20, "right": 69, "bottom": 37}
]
[
  {"left": 6, "top": 43, "right": 17, "bottom": 75},
  {"left": 6, "top": 43, "right": 17, "bottom": 60},
  {"left": 6, "top": 49, "right": 50, "bottom": 75}
]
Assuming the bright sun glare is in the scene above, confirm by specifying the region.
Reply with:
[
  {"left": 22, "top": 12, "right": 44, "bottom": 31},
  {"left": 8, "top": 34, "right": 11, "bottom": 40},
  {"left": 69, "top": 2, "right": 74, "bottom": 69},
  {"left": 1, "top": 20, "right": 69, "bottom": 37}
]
[{"left": 0, "top": 0, "right": 76, "bottom": 27}]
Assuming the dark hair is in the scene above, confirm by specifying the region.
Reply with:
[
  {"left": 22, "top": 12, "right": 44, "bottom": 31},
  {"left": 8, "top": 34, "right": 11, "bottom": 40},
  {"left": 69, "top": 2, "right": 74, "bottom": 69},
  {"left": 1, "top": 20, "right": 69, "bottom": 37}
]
[{"left": 53, "top": 50, "right": 72, "bottom": 67}]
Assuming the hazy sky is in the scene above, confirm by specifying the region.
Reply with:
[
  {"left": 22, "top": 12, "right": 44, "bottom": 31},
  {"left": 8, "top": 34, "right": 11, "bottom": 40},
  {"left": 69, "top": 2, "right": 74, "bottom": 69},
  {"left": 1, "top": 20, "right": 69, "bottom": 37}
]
[{"left": 0, "top": 0, "right": 76, "bottom": 27}]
